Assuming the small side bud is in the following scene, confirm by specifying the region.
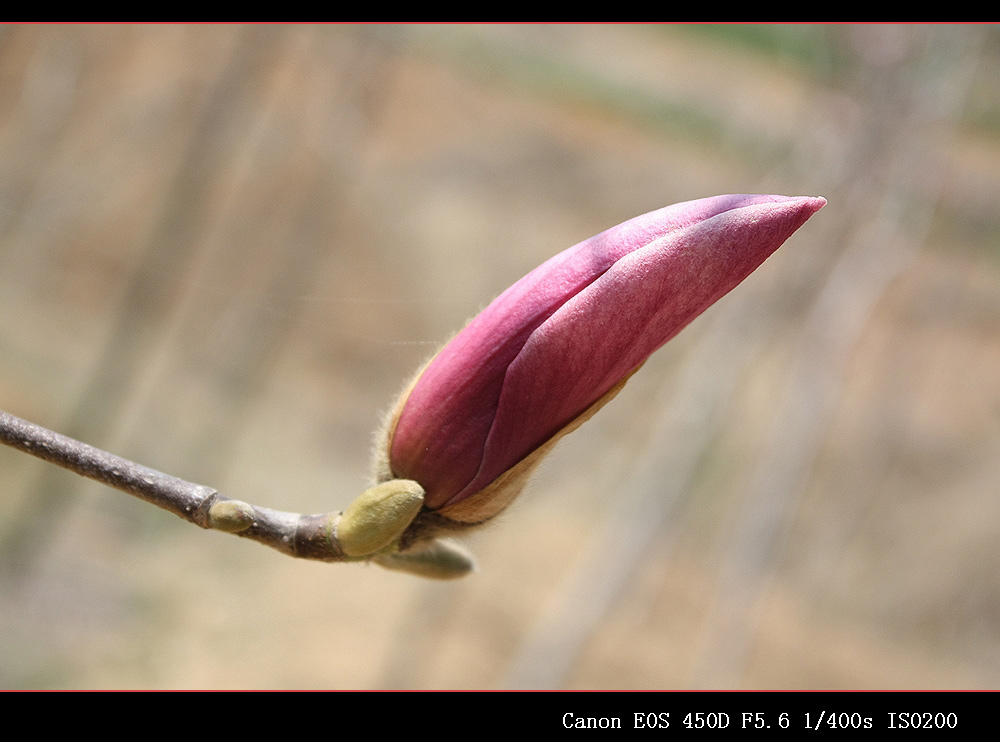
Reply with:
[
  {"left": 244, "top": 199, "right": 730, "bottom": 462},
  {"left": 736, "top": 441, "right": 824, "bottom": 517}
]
[
  {"left": 373, "top": 538, "right": 476, "bottom": 579},
  {"left": 337, "top": 479, "right": 425, "bottom": 557},
  {"left": 208, "top": 499, "right": 256, "bottom": 533}
]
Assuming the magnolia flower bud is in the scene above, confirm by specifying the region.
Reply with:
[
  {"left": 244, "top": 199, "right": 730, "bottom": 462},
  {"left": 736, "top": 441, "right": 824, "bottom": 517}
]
[{"left": 362, "top": 194, "right": 824, "bottom": 558}]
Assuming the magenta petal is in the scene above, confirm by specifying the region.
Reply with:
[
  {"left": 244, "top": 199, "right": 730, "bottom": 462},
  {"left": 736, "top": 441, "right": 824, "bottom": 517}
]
[{"left": 389, "top": 195, "right": 825, "bottom": 508}]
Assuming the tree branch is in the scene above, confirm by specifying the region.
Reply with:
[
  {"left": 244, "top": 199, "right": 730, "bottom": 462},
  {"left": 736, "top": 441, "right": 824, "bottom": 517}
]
[
  {"left": 0, "top": 409, "right": 346, "bottom": 562},
  {"left": 0, "top": 408, "right": 475, "bottom": 578}
]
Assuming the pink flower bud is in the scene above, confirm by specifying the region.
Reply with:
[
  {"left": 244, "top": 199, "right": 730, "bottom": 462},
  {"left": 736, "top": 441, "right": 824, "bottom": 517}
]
[{"left": 377, "top": 194, "right": 825, "bottom": 535}]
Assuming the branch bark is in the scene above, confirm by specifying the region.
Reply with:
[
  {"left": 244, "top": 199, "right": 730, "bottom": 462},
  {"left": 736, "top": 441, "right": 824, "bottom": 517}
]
[{"left": 0, "top": 409, "right": 346, "bottom": 562}]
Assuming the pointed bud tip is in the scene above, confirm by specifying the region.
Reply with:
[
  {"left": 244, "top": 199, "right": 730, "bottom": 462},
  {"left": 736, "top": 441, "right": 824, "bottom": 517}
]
[{"left": 803, "top": 195, "right": 827, "bottom": 212}]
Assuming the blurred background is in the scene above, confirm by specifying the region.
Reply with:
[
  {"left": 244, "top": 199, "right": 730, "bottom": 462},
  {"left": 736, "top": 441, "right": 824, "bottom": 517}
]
[{"left": 1, "top": 24, "right": 998, "bottom": 689}]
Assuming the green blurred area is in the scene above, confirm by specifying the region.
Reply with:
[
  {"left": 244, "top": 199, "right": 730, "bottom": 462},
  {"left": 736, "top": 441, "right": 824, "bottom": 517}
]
[{"left": 1, "top": 24, "right": 999, "bottom": 689}]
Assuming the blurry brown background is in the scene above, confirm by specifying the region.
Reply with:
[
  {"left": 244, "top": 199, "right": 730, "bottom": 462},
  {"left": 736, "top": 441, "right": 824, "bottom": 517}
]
[{"left": 1, "top": 24, "right": 998, "bottom": 689}]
